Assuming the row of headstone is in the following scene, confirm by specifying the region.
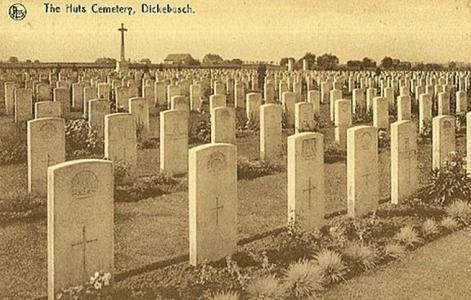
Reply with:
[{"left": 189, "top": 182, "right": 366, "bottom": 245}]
[{"left": 42, "top": 112, "right": 466, "bottom": 297}]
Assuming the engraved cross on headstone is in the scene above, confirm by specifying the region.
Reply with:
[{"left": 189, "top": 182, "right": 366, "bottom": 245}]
[
  {"left": 211, "top": 196, "right": 224, "bottom": 225},
  {"left": 71, "top": 226, "right": 98, "bottom": 281},
  {"left": 303, "top": 177, "right": 316, "bottom": 209}
]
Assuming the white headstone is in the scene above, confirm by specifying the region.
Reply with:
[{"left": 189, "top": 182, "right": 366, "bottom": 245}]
[
  {"left": 47, "top": 159, "right": 114, "bottom": 297},
  {"left": 189, "top": 143, "right": 237, "bottom": 266}
]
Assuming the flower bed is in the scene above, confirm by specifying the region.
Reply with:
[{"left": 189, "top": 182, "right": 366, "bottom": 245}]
[{"left": 56, "top": 198, "right": 471, "bottom": 300}]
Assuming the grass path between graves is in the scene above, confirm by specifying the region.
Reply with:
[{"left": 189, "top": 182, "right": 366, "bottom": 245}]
[{"left": 322, "top": 227, "right": 471, "bottom": 300}]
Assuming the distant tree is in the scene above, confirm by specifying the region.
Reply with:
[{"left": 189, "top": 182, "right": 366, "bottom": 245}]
[
  {"left": 25, "top": 59, "right": 32, "bottom": 63},
  {"left": 346, "top": 60, "right": 362, "bottom": 70},
  {"left": 7, "top": 56, "right": 19, "bottom": 63},
  {"left": 449, "top": 61, "right": 457, "bottom": 70},
  {"left": 361, "top": 57, "right": 376, "bottom": 69},
  {"left": 34, "top": 59, "right": 40, "bottom": 64},
  {"left": 95, "top": 57, "right": 117, "bottom": 64},
  {"left": 392, "top": 59, "right": 401, "bottom": 69},
  {"left": 424, "top": 63, "right": 444, "bottom": 71},
  {"left": 230, "top": 58, "right": 243, "bottom": 66},
  {"left": 398, "top": 61, "right": 411, "bottom": 70},
  {"left": 380, "top": 56, "right": 393, "bottom": 69},
  {"left": 316, "top": 53, "right": 339, "bottom": 70},
  {"left": 413, "top": 62, "right": 425, "bottom": 71},
  {"left": 295, "top": 52, "right": 316, "bottom": 70}
]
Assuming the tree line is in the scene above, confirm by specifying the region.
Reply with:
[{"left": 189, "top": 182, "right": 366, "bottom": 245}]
[{"left": 279, "top": 53, "right": 465, "bottom": 71}]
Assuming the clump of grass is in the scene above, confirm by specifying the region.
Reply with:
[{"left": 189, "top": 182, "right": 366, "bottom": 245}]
[
  {"left": 210, "top": 290, "right": 240, "bottom": 300},
  {"left": 246, "top": 275, "right": 286, "bottom": 300},
  {"left": 313, "top": 249, "right": 347, "bottom": 284},
  {"left": 394, "top": 226, "right": 422, "bottom": 248},
  {"left": 441, "top": 216, "right": 459, "bottom": 231},
  {"left": 284, "top": 259, "right": 323, "bottom": 299},
  {"left": 384, "top": 243, "right": 406, "bottom": 259},
  {"left": 421, "top": 219, "right": 439, "bottom": 238},
  {"left": 342, "top": 242, "right": 377, "bottom": 271},
  {"left": 445, "top": 200, "right": 471, "bottom": 225}
]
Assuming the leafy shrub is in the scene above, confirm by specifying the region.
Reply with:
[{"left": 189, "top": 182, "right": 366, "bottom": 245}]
[
  {"left": 189, "top": 112, "right": 211, "bottom": 144},
  {"left": 441, "top": 216, "right": 459, "bottom": 231},
  {"left": 65, "top": 119, "right": 102, "bottom": 158},
  {"left": 210, "top": 291, "right": 240, "bottom": 300},
  {"left": 246, "top": 275, "right": 286, "bottom": 300},
  {"left": 195, "top": 260, "right": 219, "bottom": 285},
  {"left": 244, "top": 113, "right": 260, "bottom": 132},
  {"left": 237, "top": 156, "right": 282, "bottom": 180},
  {"left": 113, "top": 160, "right": 130, "bottom": 185},
  {"left": 284, "top": 259, "right": 323, "bottom": 299},
  {"left": 324, "top": 143, "right": 346, "bottom": 164},
  {"left": 378, "top": 129, "right": 390, "bottom": 150},
  {"left": 423, "top": 152, "right": 471, "bottom": 207},
  {"left": 352, "top": 109, "right": 372, "bottom": 124},
  {"left": 384, "top": 243, "right": 406, "bottom": 259},
  {"left": 295, "top": 113, "right": 325, "bottom": 133},
  {"left": 235, "top": 110, "right": 249, "bottom": 133},
  {"left": 419, "top": 120, "right": 432, "bottom": 139},
  {"left": 313, "top": 249, "right": 346, "bottom": 284},
  {"left": 394, "top": 226, "right": 422, "bottom": 248},
  {"left": 445, "top": 200, "right": 471, "bottom": 225},
  {"left": 342, "top": 242, "right": 377, "bottom": 271},
  {"left": 0, "top": 125, "right": 27, "bottom": 165},
  {"left": 136, "top": 121, "right": 145, "bottom": 143},
  {"left": 388, "top": 104, "right": 398, "bottom": 120},
  {"left": 225, "top": 256, "right": 250, "bottom": 287},
  {"left": 114, "top": 174, "right": 181, "bottom": 202},
  {"left": 421, "top": 219, "right": 439, "bottom": 238}
]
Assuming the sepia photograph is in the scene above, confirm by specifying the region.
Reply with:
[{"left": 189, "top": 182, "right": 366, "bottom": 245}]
[{"left": 1, "top": 0, "right": 471, "bottom": 299}]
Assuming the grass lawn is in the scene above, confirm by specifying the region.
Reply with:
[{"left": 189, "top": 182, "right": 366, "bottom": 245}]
[
  {"left": 0, "top": 103, "right": 462, "bottom": 299},
  {"left": 323, "top": 228, "right": 471, "bottom": 300}
]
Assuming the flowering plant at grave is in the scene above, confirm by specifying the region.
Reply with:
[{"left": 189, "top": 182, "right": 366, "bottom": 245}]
[
  {"left": 189, "top": 112, "right": 211, "bottom": 144},
  {"left": 89, "top": 271, "right": 112, "bottom": 290},
  {"left": 423, "top": 152, "right": 471, "bottom": 207},
  {"left": 56, "top": 271, "right": 112, "bottom": 299},
  {"left": 113, "top": 160, "right": 130, "bottom": 185},
  {"left": 378, "top": 129, "right": 390, "bottom": 150},
  {"left": 65, "top": 119, "right": 102, "bottom": 158},
  {"left": 419, "top": 120, "right": 432, "bottom": 139},
  {"left": 352, "top": 109, "right": 372, "bottom": 124}
]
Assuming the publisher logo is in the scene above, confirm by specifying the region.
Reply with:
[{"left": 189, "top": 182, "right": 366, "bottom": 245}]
[{"left": 9, "top": 3, "right": 27, "bottom": 21}]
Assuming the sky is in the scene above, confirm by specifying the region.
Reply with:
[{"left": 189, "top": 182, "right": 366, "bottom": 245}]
[{"left": 0, "top": 0, "right": 470, "bottom": 64}]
